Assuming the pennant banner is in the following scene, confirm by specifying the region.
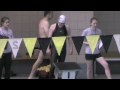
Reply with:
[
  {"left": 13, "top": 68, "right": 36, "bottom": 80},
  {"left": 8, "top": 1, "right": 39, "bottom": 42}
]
[
  {"left": 8, "top": 38, "right": 22, "bottom": 58},
  {"left": 38, "top": 38, "right": 51, "bottom": 56},
  {"left": 86, "top": 35, "right": 100, "bottom": 54},
  {"left": 23, "top": 38, "right": 37, "bottom": 58},
  {"left": 100, "top": 35, "right": 113, "bottom": 53},
  {"left": 113, "top": 34, "right": 120, "bottom": 53},
  {"left": 52, "top": 36, "right": 66, "bottom": 56},
  {"left": 72, "top": 36, "right": 84, "bottom": 54},
  {"left": 0, "top": 35, "right": 118, "bottom": 59},
  {"left": 0, "top": 39, "right": 8, "bottom": 58}
]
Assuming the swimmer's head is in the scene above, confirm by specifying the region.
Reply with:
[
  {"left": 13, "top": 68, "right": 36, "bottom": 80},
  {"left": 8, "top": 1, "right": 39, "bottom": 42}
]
[
  {"left": 58, "top": 15, "right": 66, "bottom": 23},
  {"left": 44, "top": 11, "right": 52, "bottom": 20},
  {"left": 58, "top": 15, "right": 66, "bottom": 28}
]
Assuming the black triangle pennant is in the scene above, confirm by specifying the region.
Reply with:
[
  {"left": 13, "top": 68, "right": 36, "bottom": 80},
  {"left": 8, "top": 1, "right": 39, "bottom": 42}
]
[
  {"left": 100, "top": 35, "right": 113, "bottom": 53},
  {"left": 38, "top": 38, "right": 51, "bottom": 56},
  {"left": 72, "top": 36, "right": 85, "bottom": 54}
]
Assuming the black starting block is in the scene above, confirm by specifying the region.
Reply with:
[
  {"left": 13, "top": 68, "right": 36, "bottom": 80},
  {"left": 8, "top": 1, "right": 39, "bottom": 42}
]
[{"left": 54, "top": 62, "right": 81, "bottom": 79}]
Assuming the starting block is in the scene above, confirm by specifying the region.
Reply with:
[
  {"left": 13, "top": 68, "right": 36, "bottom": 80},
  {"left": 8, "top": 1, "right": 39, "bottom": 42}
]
[{"left": 54, "top": 62, "right": 81, "bottom": 79}]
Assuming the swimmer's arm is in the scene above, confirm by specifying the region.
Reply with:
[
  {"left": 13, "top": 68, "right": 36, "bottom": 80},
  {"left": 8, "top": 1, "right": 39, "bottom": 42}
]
[
  {"left": 67, "top": 26, "right": 73, "bottom": 48},
  {"left": 47, "top": 24, "right": 55, "bottom": 49},
  {"left": 66, "top": 25, "right": 73, "bottom": 55},
  {"left": 48, "top": 24, "right": 55, "bottom": 38},
  {"left": 81, "top": 30, "right": 89, "bottom": 45}
]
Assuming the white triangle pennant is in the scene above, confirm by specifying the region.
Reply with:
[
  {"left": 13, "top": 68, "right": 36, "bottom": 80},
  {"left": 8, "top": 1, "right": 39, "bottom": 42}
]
[
  {"left": 113, "top": 34, "right": 120, "bottom": 53},
  {"left": 8, "top": 38, "right": 22, "bottom": 58}
]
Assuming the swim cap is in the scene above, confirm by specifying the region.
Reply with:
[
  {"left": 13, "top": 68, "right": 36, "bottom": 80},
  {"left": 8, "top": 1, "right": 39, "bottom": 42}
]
[{"left": 58, "top": 15, "right": 66, "bottom": 23}]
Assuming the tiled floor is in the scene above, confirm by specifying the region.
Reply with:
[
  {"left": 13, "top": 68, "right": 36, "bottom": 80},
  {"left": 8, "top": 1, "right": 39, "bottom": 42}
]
[
  {"left": 2, "top": 74, "right": 120, "bottom": 79},
  {"left": 94, "top": 74, "right": 120, "bottom": 79}
]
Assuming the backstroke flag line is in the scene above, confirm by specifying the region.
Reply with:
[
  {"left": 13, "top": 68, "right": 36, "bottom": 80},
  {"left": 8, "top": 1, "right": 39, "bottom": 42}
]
[{"left": 0, "top": 35, "right": 120, "bottom": 58}]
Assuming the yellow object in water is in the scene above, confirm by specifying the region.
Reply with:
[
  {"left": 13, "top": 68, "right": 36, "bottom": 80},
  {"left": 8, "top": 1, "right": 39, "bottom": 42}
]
[{"left": 37, "top": 64, "right": 51, "bottom": 72}]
